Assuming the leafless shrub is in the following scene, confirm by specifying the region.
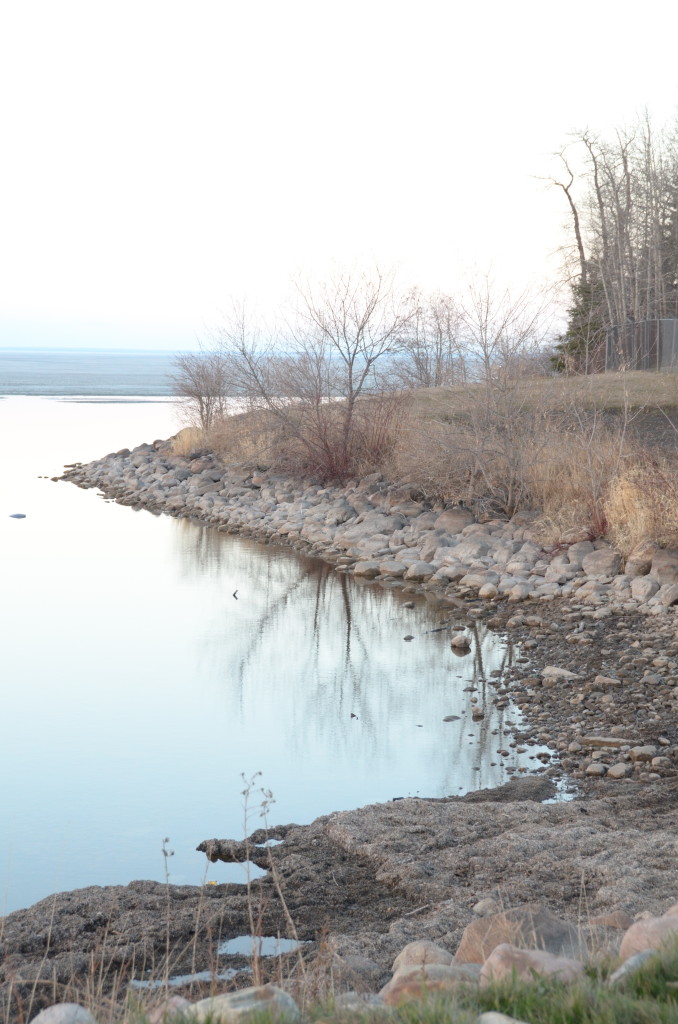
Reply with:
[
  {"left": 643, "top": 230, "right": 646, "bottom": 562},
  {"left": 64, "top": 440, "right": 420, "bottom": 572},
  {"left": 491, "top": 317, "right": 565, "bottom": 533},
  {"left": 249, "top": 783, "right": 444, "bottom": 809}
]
[
  {"left": 393, "top": 404, "right": 553, "bottom": 516},
  {"left": 212, "top": 267, "right": 414, "bottom": 482},
  {"left": 390, "top": 288, "right": 465, "bottom": 387},
  {"left": 171, "top": 349, "right": 231, "bottom": 431},
  {"left": 392, "top": 281, "right": 557, "bottom": 515}
]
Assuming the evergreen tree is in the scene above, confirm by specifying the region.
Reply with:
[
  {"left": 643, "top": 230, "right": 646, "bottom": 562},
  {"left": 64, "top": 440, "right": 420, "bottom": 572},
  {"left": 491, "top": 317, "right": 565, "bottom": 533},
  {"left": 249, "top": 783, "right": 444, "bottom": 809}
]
[{"left": 551, "top": 274, "right": 606, "bottom": 373}]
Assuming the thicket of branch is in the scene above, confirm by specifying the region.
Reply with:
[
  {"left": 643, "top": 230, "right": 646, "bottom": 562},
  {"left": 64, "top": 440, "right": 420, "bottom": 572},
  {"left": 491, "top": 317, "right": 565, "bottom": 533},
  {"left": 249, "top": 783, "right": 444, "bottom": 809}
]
[
  {"left": 172, "top": 269, "right": 554, "bottom": 491},
  {"left": 552, "top": 113, "right": 678, "bottom": 371},
  {"left": 169, "top": 237, "right": 677, "bottom": 545}
]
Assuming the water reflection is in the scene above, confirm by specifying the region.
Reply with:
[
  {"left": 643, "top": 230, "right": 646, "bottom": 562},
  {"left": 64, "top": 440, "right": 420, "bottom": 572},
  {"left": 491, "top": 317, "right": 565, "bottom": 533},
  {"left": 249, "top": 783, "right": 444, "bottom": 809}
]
[
  {"left": 168, "top": 520, "right": 528, "bottom": 795},
  {"left": 0, "top": 396, "right": 547, "bottom": 916}
]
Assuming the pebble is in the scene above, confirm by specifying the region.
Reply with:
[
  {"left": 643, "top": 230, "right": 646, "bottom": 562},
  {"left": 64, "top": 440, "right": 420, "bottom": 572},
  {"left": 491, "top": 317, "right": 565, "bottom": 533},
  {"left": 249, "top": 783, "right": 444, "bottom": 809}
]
[
  {"left": 473, "top": 897, "right": 500, "bottom": 917},
  {"left": 607, "top": 763, "right": 631, "bottom": 779},
  {"left": 451, "top": 633, "right": 471, "bottom": 648}
]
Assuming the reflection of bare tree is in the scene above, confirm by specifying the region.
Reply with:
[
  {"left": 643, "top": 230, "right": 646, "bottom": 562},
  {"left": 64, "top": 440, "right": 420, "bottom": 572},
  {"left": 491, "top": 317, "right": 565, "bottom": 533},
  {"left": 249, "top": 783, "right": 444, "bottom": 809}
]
[
  {"left": 170, "top": 516, "right": 531, "bottom": 796},
  {"left": 173, "top": 517, "right": 228, "bottom": 576}
]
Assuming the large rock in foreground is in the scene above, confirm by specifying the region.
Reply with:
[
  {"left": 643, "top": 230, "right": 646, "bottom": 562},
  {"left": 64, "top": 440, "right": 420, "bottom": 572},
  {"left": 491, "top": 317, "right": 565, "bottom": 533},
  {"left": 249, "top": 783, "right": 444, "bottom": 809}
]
[
  {"left": 189, "top": 985, "right": 299, "bottom": 1023},
  {"left": 620, "top": 913, "right": 678, "bottom": 962},
  {"left": 479, "top": 944, "right": 584, "bottom": 985},
  {"left": 455, "top": 904, "right": 580, "bottom": 963},
  {"left": 5, "top": 780, "right": 678, "bottom": 1019}
]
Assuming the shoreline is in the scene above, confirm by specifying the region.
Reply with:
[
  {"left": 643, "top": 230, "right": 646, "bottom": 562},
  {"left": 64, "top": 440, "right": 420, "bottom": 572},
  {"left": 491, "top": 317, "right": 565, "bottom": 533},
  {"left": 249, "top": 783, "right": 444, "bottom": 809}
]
[
  {"left": 60, "top": 437, "right": 678, "bottom": 790},
  {"left": 60, "top": 436, "right": 678, "bottom": 616},
  {"left": 5, "top": 779, "right": 678, "bottom": 1017},
  {"left": 2, "top": 437, "right": 678, "bottom": 1015}
]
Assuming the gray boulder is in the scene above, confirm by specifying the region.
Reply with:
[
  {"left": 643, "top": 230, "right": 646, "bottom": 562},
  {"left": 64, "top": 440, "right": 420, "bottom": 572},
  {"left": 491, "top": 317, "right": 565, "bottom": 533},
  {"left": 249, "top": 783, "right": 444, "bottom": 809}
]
[
  {"left": 581, "top": 548, "right": 622, "bottom": 576},
  {"left": 404, "top": 561, "right": 437, "bottom": 582},
  {"left": 650, "top": 548, "right": 678, "bottom": 584}
]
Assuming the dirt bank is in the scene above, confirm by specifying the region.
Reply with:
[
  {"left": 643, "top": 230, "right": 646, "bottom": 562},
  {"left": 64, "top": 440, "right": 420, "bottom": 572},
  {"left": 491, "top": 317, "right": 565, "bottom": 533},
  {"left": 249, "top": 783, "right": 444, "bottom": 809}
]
[{"left": 3, "top": 777, "right": 678, "bottom": 1017}]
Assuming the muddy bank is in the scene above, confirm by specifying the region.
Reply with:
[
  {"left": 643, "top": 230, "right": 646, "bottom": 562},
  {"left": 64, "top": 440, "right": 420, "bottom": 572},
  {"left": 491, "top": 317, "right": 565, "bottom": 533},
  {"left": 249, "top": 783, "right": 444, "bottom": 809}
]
[{"left": 3, "top": 777, "right": 678, "bottom": 1016}]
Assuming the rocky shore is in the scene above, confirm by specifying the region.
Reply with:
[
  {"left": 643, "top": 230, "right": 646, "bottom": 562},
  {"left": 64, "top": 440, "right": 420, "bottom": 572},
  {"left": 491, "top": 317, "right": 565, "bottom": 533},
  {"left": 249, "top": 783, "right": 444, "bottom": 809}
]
[
  {"left": 60, "top": 437, "right": 678, "bottom": 786},
  {"left": 4, "top": 435, "right": 673, "bottom": 1019},
  {"left": 60, "top": 438, "right": 678, "bottom": 615},
  {"left": 5, "top": 778, "right": 678, "bottom": 1020}
]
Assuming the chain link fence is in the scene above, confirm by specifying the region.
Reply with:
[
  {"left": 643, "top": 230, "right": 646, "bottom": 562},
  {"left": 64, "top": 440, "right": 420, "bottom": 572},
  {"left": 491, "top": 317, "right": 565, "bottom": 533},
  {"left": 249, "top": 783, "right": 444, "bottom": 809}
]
[{"left": 606, "top": 319, "right": 678, "bottom": 371}]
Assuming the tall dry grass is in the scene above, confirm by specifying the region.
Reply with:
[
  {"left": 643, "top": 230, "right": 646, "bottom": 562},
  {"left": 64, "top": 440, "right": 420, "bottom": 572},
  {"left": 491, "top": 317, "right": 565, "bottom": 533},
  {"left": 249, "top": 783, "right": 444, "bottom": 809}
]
[
  {"left": 170, "top": 426, "right": 205, "bottom": 457},
  {"left": 604, "top": 460, "right": 678, "bottom": 555}
]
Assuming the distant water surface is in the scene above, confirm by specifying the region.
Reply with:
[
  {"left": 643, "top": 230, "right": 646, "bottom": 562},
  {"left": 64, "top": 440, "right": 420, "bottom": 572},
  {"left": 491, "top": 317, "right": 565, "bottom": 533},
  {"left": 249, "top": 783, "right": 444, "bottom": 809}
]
[
  {"left": 0, "top": 348, "right": 177, "bottom": 395},
  {"left": 0, "top": 360, "right": 546, "bottom": 915}
]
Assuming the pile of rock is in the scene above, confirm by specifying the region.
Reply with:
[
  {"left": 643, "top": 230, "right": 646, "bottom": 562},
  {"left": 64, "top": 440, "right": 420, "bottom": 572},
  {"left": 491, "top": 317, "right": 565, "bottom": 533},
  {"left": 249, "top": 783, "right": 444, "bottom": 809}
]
[
  {"left": 61, "top": 442, "right": 678, "bottom": 620},
  {"left": 373, "top": 899, "right": 678, "bottom": 1005},
  {"left": 483, "top": 609, "right": 678, "bottom": 785},
  {"left": 30, "top": 901, "right": 678, "bottom": 1022}
]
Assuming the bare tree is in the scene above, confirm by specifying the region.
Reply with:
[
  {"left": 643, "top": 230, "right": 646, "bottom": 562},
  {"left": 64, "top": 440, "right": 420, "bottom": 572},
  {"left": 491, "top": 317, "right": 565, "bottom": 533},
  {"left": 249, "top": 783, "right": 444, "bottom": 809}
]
[
  {"left": 553, "top": 113, "right": 678, "bottom": 371},
  {"left": 457, "top": 275, "right": 553, "bottom": 385},
  {"left": 395, "top": 277, "right": 556, "bottom": 514},
  {"left": 171, "top": 349, "right": 230, "bottom": 431},
  {"left": 392, "top": 289, "right": 466, "bottom": 387},
  {"left": 214, "top": 266, "right": 413, "bottom": 480}
]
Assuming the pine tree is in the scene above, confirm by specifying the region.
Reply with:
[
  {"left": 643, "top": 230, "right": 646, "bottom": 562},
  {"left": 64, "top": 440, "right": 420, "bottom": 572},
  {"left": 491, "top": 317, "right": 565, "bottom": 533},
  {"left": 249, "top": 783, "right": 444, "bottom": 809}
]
[{"left": 551, "top": 274, "right": 607, "bottom": 373}]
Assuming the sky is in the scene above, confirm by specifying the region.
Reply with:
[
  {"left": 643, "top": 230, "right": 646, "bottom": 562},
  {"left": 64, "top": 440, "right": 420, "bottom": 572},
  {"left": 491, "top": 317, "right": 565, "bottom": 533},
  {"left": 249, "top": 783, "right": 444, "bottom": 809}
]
[{"left": 1, "top": 0, "right": 677, "bottom": 350}]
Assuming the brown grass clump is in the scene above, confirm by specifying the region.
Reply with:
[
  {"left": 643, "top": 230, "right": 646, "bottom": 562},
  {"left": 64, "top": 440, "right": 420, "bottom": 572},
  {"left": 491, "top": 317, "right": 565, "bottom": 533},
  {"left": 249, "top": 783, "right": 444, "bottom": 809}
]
[
  {"left": 206, "top": 406, "right": 279, "bottom": 466},
  {"left": 605, "top": 459, "right": 678, "bottom": 555},
  {"left": 170, "top": 426, "right": 205, "bottom": 456},
  {"left": 528, "top": 419, "right": 635, "bottom": 541}
]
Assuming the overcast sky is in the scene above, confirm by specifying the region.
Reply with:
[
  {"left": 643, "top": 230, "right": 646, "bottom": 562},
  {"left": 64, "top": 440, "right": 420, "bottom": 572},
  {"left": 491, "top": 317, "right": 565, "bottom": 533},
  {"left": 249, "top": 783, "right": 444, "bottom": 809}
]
[{"left": 1, "top": 0, "right": 677, "bottom": 349}]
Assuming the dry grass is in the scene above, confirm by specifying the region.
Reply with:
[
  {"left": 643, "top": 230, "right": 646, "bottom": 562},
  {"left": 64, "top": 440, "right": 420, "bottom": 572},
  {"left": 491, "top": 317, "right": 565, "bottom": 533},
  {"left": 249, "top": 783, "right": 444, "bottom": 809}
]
[
  {"left": 182, "top": 369, "right": 677, "bottom": 545},
  {"left": 170, "top": 426, "right": 205, "bottom": 456},
  {"left": 410, "top": 370, "right": 678, "bottom": 422},
  {"left": 605, "top": 459, "right": 678, "bottom": 554},
  {"left": 206, "top": 406, "right": 280, "bottom": 466}
]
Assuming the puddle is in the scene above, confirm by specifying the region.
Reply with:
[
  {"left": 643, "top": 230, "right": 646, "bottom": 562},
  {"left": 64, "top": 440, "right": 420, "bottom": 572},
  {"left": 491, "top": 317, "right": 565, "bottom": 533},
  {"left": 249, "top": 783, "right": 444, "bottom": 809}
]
[
  {"left": 130, "top": 968, "right": 242, "bottom": 990},
  {"left": 130, "top": 935, "right": 305, "bottom": 991},
  {"left": 218, "top": 935, "right": 305, "bottom": 957}
]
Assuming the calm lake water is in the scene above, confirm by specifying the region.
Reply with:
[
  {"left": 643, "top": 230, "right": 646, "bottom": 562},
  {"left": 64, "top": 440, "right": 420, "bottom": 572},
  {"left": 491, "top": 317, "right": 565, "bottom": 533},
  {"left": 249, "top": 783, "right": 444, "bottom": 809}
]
[
  {"left": 0, "top": 381, "right": 541, "bottom": 915},
  {"left": 0, "top": 348, "right": 176, "bottom": 395}
]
